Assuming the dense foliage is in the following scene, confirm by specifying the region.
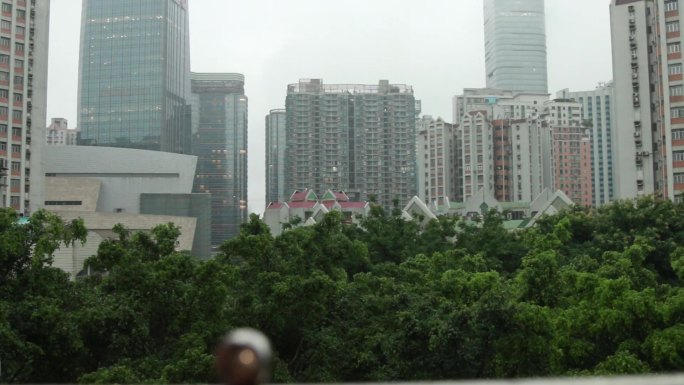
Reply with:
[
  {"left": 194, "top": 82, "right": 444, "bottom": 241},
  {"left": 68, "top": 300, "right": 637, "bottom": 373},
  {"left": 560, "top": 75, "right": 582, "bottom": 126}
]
[{"left": 1, "top": 197, "right": 684, "bottom": 383}]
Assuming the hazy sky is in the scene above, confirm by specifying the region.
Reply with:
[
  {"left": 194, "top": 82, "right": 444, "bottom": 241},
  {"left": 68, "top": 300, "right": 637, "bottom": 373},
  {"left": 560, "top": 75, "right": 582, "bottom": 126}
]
[{"left": 47, "top": 0, "right": 613, "bottom": 213}]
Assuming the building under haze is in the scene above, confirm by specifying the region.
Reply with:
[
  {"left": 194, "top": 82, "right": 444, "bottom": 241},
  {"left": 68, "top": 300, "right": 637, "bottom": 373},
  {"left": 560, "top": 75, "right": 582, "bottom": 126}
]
[
  {"left": 416, "top": 116, "right": 459, "bottom": 204},
  {"left": 191, "top": 73, "right": 248, "bottom": 246},
  {"left": 0, "top": 0, "right": 50, "bottom": 214},
  {"left": 266, "top": 109, "right": 286, "bottom": 204},
  {"left": 557, "top": 83, "right": 616, "bottom": 206},
  {"left": 78, "top": 0, "right": 192, "bottom": 153},
  {"left": 484, "top": 0, "right": 548, "bottom": 93},
  {"left": 46, "top": 118, "right": 79, "bottom": 146},
  {"left": 610, "top": 0, "right": 684, "bottom": 202},
  {"left": 285, "top": 79, "right": 417, "bottom": 209},
  {"left": 453, "top": 89, "right": 550, "bottom": 203}
]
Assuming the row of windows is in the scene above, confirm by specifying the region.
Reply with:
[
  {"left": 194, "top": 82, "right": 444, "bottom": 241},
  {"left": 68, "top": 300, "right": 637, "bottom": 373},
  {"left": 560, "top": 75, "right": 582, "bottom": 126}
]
[
  {"left": 0, "top": 142, "right": 21, "bottom": 152},
  {"left": 668, "top": 42, "right": 681, "bottom": 54},
  {"left": 665, "top": 0, "right": 679, "bottom": 12},
  {"left": 666, "top": 21, "right": 680, "bottom": 33}
]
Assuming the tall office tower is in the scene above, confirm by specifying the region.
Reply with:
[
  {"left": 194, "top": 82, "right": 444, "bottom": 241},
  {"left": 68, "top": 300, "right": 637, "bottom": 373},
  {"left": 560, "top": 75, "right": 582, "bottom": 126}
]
[
  {"left": 191, "top": 73, "right": 248, "bottom": 246},
  {"left": 557, "top": 83, "right": 616, "bottom": 206},
  {"left": 416, "top": 116, "right": 459, "bottom": 204},
  {"left": 78, "top": 0, "right": 192, "bottom": 153},
  {"left": 0, "top": 0, "right": 50, "bottom": 214},
  {"left": 266, "top": 109, "right": 286, "bottom": 204},
  {"left": 484, "top": 0, "right": 548, "bottom": 93},
  {"left": 285, "top": 79, "right": 417, "bottom": 208},
  {"left": 453, "top": 89, "right": 550, "bottom": 202},
  {"left": 611, "top": 0, "right": 684, "bottom": 201},
  {"left": 541, "top": 100, "right": 594, "bottom": 207}
]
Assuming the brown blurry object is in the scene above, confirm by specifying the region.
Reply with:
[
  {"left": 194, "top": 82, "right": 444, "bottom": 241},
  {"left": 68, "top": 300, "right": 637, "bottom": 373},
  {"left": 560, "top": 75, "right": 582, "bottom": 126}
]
[{"left": 215, "top": 328, "right": 272, "bottom": 385}]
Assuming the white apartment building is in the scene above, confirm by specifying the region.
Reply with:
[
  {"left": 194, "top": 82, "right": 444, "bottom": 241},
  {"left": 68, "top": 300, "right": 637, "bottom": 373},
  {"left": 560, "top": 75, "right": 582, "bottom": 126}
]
[
  {"left": 416, "top": 116, "right": 458, "bottom": 204},
  {"left": 453, "top": 89, "right": 550, "bottom": 203},
  {"left": 610, "top": 0, "right": 684, "bottom": 200},
  {"left": 46, "top": 118, "right": 79, "bottom": 146},
  {"left": 557, "top": 83, "right": 616, "bottom": 206}
]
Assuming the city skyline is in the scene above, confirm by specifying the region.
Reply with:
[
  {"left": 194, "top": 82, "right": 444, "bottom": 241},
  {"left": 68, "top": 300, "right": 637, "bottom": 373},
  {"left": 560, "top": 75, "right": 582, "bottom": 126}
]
[{"left": 48, "top": 0, "right": 613, "bottom": 213}]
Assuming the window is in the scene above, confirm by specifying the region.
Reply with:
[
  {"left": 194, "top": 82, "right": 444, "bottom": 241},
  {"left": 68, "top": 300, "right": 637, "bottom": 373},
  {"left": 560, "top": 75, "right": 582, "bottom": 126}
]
[
  {"left": 0, "top": 106, "right": 7, "bottom": 116},
  {"left": 673, "top": 129, "right": 684, "bottom": 140},
  {"left": 13, "top": 93, "right": 20, "bottom": 103},
  {"left": 668, "top": 42, "right": 681, "bottom": 54},
  {"left": 666, "top": 0, "right": 679, "bottom": 11},
  {"left": 13, "top": 75, "right": 21, "bottom": 84},
  {"left": 13, "top": 59, "right": 21, "bottom": 68},
  {"left": 675, "top": 173, "right": 684, "bottom": 184},
  {"left": 671, "top": 85, "right": 684, "bottom": 96},
  {"left": 674, "top": 151, "right": 684, "bottom": 161},
  {"left": 667, "top": 21, "right": 680, "bottom": 33},
  {"left": 0, "top": 20, "right": 10, "bottom": 31},
  {"left": 10, "top": 161, "right": 18, "bottom": 171},
  {"left": 11, "top": 110, "right": 20, "bottom": 120},
  {"left": 670, "top": 63, "right": 682, "bottom": 75},
  {"left": 1, "top": 3, "right": 10, "bottom": 14},
  {"left": 0, "top": 142, "right": 4, "bottom": 150},
  {"left": 15, "top": 25, "right": 23, "bottom": 36},
  {"left": 11, "top": 144, "right": 19, "bottom": 153},
  {"left": 44, "top": 201, "right": 83, "bottom": 206},
  {"left": 16, "top": 9, "right": 25, "bottom": 20},
  {"left": 0, "top": 37, "right": 9, "bottom": 48},
  {"left": 673, "top": 107, "right": 684, "bottom": 118},
  {"left": 14, "top": 43, "right": 23, "bottom": 52},
  {"left": 0, "top": 89, "right": 6, "bottom": 99},
  {"left": 11, "top": 127, "right": 19, "bottom": 136}
]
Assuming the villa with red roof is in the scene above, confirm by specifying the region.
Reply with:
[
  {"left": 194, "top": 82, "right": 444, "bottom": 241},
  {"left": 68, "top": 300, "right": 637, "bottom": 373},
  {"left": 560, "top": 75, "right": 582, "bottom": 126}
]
[{"left": 263, "top": 189, "right": 371, "bottom": 235}]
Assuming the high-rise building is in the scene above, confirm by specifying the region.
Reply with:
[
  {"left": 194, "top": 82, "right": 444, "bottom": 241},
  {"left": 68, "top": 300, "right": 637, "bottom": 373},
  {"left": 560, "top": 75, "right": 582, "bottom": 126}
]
[
  {"left": 285, "top": 79, "right": 417, "bottom": 208},
  {"left": 557, "top": 83, "right": 616, "bottom": 206},
  {"left": 46, "top": 118, "right": 79, "bottom": 146},
  {"left": 610, "top": 0, "right": 684, "bottom": 201},
  {"left": 416, "top": 116, "right": 459, "bottom": 204},
  {"left": 266, "top": 109, "right": 286, "bottom": 204},
  {"left": 78, "top": 0, "right": 192, "bottom": 153},
  {"left": 191, "top": 73, "right": 248, "bottom": 246},
  {"left": 0, "top": 0, "right": 50, "bottom": 214},
  {"left": 453, "top": 89, "right": 550, "bottom": 202},
  {"left": 542, "top": 99, "right": 594, "bottom": 207},
  {"left": 484, "top": 0, "right": 548, "bottom": 93}
]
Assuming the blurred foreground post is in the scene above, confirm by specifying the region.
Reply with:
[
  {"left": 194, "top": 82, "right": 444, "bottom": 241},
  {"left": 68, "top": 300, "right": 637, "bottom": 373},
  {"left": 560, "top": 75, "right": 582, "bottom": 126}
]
[{"left": 215, "top": 328, "right": 272, "bottom": 385}]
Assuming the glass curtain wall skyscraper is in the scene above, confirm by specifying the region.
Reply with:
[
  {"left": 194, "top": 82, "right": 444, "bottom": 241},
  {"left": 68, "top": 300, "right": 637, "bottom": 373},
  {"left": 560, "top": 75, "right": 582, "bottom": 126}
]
[
  {"left": 78, "top": 0, "right": 192, "bottom": 153},
  {"left": 484, "top": 0, "right": 548, "bottom": 93},
  {"left": 191, "top": 73, "right": 248, "bottom": 246},
  {"left": 265, "top": 109, "right": 286, "bottom": 204}
]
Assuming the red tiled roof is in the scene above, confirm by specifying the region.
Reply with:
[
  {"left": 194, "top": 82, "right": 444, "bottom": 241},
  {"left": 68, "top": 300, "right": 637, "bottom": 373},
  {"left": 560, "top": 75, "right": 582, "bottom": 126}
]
[
  {"left": 290, "top": 190, "right": 309, "bottom": 201},
  {"left": 334, "top": 191, "right": 349, "bottom": 201},
  {"left": 340, "top": 202, "right": 367, "bottom": 209},
  {"left": 288, "top": 201, "right": 317, "bottom": 209},
  {"left": 266, "top": 202, "right": 285, "bottom": 209}
]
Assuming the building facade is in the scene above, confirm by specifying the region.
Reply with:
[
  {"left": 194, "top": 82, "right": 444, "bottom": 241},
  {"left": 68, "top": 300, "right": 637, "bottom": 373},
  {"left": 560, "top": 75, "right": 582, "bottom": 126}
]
[
  {"left": 191, "top": 73, "right": 248, "bottom": 246},
  {"left": 416, "top": 116, "right": 458, "bottom": 204},
  {"left": 46, "top": 118, "right": 79, "bottom": 146},
  {"left": 266, "top": 109, "right": 286, "bottom": 204},
  {"left": 484, "top": 0, "right": 548, "bottom": 93},
  {"left": 78, "top": 0, "right": 192, "bottom": 153},
  {"left": 285, "top": 79, "right": 417, "bottom": 208},
  {"left": 610, "top": 0, "right": 683, "bottom": 200},
  {"left": 557, "top": 84, "right": 616, "bottom": 206},
  {"left": 0, "top": 0, "right": 50, "bottom": 214},
  {"left": 453, "top": 89, "right": 551, "bottom": 203},
  {"left": 542, "top": 100, "right": 594, "bottom": 207}
]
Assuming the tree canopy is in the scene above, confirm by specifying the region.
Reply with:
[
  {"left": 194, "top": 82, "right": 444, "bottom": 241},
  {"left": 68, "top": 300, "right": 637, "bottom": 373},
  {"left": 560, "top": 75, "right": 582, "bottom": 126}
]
[{"left": 1, "top": 197, "right": 684, "bottom": 383}]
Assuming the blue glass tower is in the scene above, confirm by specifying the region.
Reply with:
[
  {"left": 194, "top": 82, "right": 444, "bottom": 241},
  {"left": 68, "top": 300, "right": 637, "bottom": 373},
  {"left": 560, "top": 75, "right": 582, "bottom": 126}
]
[{"left": 78, "top": 0, "right": 192, "bottom": 153}]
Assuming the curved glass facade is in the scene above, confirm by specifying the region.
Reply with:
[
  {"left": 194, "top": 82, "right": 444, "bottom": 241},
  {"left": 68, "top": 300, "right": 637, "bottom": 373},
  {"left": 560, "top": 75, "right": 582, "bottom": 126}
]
[
  {"left": 78, "top": 0, "right": 191, "bottom": 153},
  {"left": 484, "top": 0, "right": 548, "bottom": 93}
]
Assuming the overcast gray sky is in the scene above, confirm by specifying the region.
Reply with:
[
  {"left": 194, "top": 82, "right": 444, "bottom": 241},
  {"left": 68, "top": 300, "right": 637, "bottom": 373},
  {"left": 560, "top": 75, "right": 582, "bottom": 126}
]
[{"left": 47, "top": 0, "right": 613, "bottom": 213}]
